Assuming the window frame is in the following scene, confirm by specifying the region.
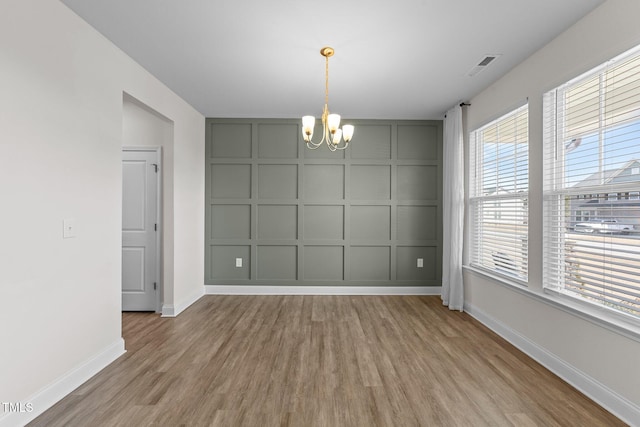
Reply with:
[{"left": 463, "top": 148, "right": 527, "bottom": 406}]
[
  {"left": 468, "top": 103, "right": 529, "bottom": 284},
  {"left": 543, "top": 44, "right": 640, "bottom": 322}
]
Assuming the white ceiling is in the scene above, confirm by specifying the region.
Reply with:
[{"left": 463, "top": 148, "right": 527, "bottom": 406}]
[{"left": 60, "top": 0, "right": 603, "bottom": 120}]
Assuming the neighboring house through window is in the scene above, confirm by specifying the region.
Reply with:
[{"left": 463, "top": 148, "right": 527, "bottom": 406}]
[
  {"left": 543, "top": 44, "right": 640, "bottom": 318},
  {"left": 469, "top": 104, "right": 529, "bottom": 281}
]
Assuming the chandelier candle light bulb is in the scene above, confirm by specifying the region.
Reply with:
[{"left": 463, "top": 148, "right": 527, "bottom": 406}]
[
  {"left": 302, "top": 47, "right": 354, "bottom": 151},
  {"left": 332, "top": 129, "right": 342, "bottom": 145}
]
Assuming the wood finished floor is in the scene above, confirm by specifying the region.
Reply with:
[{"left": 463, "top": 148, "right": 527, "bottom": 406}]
[{"left": 30, "top": 296, "right": 624, "bottom": 426}]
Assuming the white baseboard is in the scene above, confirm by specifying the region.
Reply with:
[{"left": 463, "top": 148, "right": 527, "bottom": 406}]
[
  {"left": 205, "top": 285, "right": 442, "bottom": 296},
  {"left": 161, "top": 304, "right": 175, "bottom": 317},
  {"left": 0, "top": 338, "right": 125, "bottom": 427},
  {"left": 464, "top": 303, "right": 640, "bottom": 427},
  {"left": 161, "top": 286, "right": 205, "bottom": 317}
]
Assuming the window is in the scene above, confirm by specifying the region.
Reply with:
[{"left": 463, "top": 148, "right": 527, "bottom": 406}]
[
  {"left": 543, "top": 44, "right": 640, "bottom": 319},
  {"left": 469, "top": 105, "right": 528, "bottom": 281},
  {"left": 575, "top": 210, "right": 594, "bottom": 223}
]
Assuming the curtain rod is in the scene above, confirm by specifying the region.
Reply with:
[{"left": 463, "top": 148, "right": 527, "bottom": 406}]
[{"left": 446, "top": 102, "right": 471, "bottom": 118}]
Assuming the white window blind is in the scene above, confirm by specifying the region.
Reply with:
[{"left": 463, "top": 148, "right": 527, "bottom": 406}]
[
  {"left": 543, "top": 44, "right": 640, "bottom": 318},
  {"left": 469, "top": 105, "right": 528, "bottom": 281}
]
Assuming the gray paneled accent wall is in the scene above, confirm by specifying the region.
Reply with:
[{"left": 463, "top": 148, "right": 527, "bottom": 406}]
[{"left": 205, "top": 118, "right": 442, "bottom": 287}]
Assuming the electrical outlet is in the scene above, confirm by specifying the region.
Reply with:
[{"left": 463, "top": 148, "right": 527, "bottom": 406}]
[
  {"left": 235, "top": 258, "right": 243, "bottom": 268},
  {"left": 417, "top": 258, "right": 423, "bottom": 268}
]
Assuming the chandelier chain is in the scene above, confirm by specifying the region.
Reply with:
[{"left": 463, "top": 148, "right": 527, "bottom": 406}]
[{"left": 325, "top": 54, "right": 330, "bottom": 107}]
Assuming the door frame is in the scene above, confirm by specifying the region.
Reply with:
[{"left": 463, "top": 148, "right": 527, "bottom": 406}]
[{"left": 122, "top": 146, "right": 163, "bottom": 313}]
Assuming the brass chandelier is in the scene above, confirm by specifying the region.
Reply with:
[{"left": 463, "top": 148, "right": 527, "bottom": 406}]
[{"left": 302, "top": 47, "right": 354, "bottom": 151}]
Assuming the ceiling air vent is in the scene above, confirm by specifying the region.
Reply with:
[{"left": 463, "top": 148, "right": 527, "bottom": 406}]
[{"left": 467, "top": 54, "right": 501, "bottom": 77}]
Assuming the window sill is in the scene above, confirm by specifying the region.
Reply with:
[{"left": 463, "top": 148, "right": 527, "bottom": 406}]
[{"left": 463, "top": 265, "right": 640, "bottom": 343}]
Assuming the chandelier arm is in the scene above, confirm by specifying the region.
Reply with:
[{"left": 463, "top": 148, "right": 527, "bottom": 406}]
[
  {"left": 321, "top": 116, "right": 329, "bottom": 145},
  {"left": 304, "top": 118, "right": 330, "bottom": 148},
  {"left": 306, "top": 141, "right": 322, "bottom": 149},
  {"left": 328, "top": 136, "right": 348, "bottom": 150}
]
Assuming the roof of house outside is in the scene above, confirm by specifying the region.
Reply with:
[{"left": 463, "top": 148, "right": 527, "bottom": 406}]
[{"left": 572, "top": 159, "right": 640, "bottom": 188}]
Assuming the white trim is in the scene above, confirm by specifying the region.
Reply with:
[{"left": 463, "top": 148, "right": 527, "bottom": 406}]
[
  {"left": 161, "top": 304, "right": 175, "bottom": 317},
  {"left": 0, "top": 339, "right": 125, "bottom": 427},
  {"left": 464, "top": 303, "right": 640, "bottom": 426},
  {"left": 205, "top": 285, "right": 442, "bottom": 296},
  {"left": 161, "top": 286, "right": 204, "bottom": 317}
]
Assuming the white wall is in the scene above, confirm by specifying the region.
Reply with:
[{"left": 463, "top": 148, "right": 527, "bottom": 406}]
[
  {"left": 464, "top": 0, "right": 640, "bottom": 424},
  {"left": 0, "top": 0, "right": 204, "bottom": 424}
]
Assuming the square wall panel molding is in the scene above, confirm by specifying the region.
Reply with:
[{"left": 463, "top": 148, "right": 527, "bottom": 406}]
[{"left": 205, "top": 118, "right": 442, "bottom": 287}]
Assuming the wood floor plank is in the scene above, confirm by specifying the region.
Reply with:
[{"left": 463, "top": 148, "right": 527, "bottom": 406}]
[{"left": 28, "top": 296, "right": 626, "bottom": 426}]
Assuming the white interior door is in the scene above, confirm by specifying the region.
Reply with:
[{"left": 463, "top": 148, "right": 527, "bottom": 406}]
[{"left": 122, "top": 148, "right": 159, "bottom": 311}]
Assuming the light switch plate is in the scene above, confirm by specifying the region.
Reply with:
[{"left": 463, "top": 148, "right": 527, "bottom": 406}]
[
  {"left": 235, "top": 258, "right": 243, "bottom": 268},
  {"left": 63, "top": 219, "right": 76, "bottom": 239},
  {"left": 417, "top": 258, "right": 423, "bottom": 268}
]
